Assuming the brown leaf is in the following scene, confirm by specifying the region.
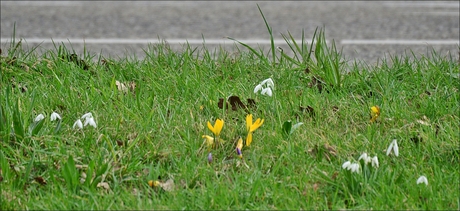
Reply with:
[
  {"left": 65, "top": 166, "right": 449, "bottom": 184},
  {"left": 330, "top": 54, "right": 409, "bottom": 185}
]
[
  {"left": 218, "top": 98, "right": 227, "bottom": 109},
  {"left": 299, "top": 105, "right": 315, "bottom": 117},
  {"left": 228, "top": 95, "right": 246, "bottom": 111},
  {"left": 34, "top": 176, "right": 47, "bottom": 185},
  {"left": 247, "top": 98, "right": 256, "bottom": 108}
]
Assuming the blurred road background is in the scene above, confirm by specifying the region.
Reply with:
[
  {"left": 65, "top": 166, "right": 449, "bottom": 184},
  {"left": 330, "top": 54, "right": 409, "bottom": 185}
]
[{"left": 1, "top": 1, "right": 458, "bottom": 64}]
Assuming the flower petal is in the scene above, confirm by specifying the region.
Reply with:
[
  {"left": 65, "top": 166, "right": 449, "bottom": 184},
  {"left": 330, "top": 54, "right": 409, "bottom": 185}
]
[
  {"left": 207, "top": 153, "right": 213, "bottom": 163},
  {"left": 34, "top": 114, "right": 45, "bottom": 122},
  {"left": 342, "top": 161, "right": 351, "bottom": 169},
  {"left": 416, "top": 176, "right": 428, "bottom": 185},
  {"left": 386, "top": 140, "right": 395, "bottom": 156},
  {"left": 81, "top": 112, "right": 93, "bottom": 120},
  {"left": 246, "top": 114, "right": 253, "bottom": 132},
  {"left": 214, "top": 119, "right": 224, "bottom": 136},
  {"left": 265, "top": 88, "right": 273, "bottom": 97},
  {"left": 393, "top": 139, "right": 399, "bottom": 157},
  {"left": 207, "top": 121, "right": 215, "bottom": 134},
  {"left": 254, "top": 84, "right": 263, "bottom": 94},
  {"left": 202, "top": 135, "right": 214, "bottom": 147},
  {"left": 236, "top": 137, "right": 243, "bottom": 151},
  {"left": 50, "top": 112, "right": 61, "bottom": 121},
  {"left": 84, "top": 117, "right": 97, "bottom": 128},
  {"left": 249, "top": 118, "right": 264, "bottom": 132},
  {"left": 246, "top": 132, "right": 253, "bottom": 147},
  {"left": 371, "top": 156, "right": 379, "bottom": 168},
  {"left": 73, "top": 119, "right": 83, "bottom": 129}
]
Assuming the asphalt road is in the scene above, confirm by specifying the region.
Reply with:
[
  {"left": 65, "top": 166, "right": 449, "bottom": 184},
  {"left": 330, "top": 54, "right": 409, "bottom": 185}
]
[{"left": 1, "top": 1, "right": 459, "bottom": 64}]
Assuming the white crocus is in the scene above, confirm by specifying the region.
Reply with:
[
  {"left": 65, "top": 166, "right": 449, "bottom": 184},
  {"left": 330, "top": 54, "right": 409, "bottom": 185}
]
[
  {"left": 34, "top": 114, "right": 45, "bottom": 122},
  {"left": 416, "top": 175, "right": 428, "bottom": 186},
  {"left": 50, "top": 112, "right": 61, "bottom": 121},
  {"left": 73, "top": 119, "right": 83, "bottom": 129},
  {"left": 371, "top": 156, "right": 379, "bottom": 168},
  {"left": 359, "top": 152, "right": 372, "bottom": 165},
  {"left": 386, "top": 139, "right": 399, "bottom": 157},
  {"left": 254, "top": 78, "right": 274, "bottom": 97},
  {"left": 84, "top": 117, "right": 97, "bottom": 128}
]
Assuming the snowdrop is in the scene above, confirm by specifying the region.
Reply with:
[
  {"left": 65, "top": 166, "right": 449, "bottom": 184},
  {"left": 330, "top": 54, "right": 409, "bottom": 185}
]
[
  {"left": 342, "top": 161, "right": 360, "bottom": 173},
  {"left": 84, "top": 117, "right": 97, "bottom": 128},
  {"left": 81, "top": 112, "right": 93, "bottom": 120},
  {"left": 73, "top": 119, "right": 83, "bottom": 129},
  {"left": 371, "top": 156, "right": 379, "bottom": 168},
  {"left": 358, "top": 153, "right": 372, "bottom": 165},
  {"left": 50, "top": 112, "right": 61, "bottom": 121},
  {"left": 416, "top": 175, "right": 428, "bottom": 186},
  {"left": 386, "top": 139, "right": 399, "bottom": 157},
  {"left": 254, "top": 78, "right": 274, "bottom": 97},
  {"left": 34, "top": 114, "right": 45, "bottom": 122}
]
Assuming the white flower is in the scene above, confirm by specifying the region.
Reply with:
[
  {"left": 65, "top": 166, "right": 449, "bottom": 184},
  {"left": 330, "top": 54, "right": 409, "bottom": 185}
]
[
  {"left": 81, "top": 112, "right": 93, "bottom": 120},
  {"left": 342, "top": 161, "right": 351, "bottom": 169},
  {"left": 386, "top": 139, "right": 399, "bottom": 157},
  {"left": 50, "top": 112, "right": 61, "bottom": 121},
  {"left": 34, "top": 114, "right": 45, "bottom": 122},
  {"left": 416, "top": 175, "right": 428, "bottom": 186},
  {"left": 342, "top": 161, "right": 360, "bottom": 173},
  {"left": 253, "top": 84, "right": 263, "bottom": 93},
  {"left": 359, "top": 152, "right": 372, "bottom": 165},
  {"left": 254, "top": 78, "right": 275, "bottom": 97},
  {"left": 349, "top": 163, "right": 360, "bottom": 173},
  {"left": 371, "top": 156, "right": 379, "bottom": 168},
  {"left": 261, "top": 78, "right": 275, "bottom": 89},
  {"left": 73, "top": 119, "right": 83, "bottom": 129},
  {"left": 84, "top": 117, "right": 97, "bottom": 128},
  {"left": 261, "top": 87, "right": 273, "bottom": 96}
]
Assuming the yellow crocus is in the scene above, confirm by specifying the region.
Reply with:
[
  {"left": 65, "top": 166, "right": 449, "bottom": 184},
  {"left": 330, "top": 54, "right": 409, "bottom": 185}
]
[
  {"left": 202, "top": 135, "right": 214, "bottom": 147},
  {"left": 236, "top": 137, "right": 243, "bottom": 159},
  {"left": 245, "top": 114, "right": 264, "bottom": 146},
  {"left": 207, "top": 119, "right": 224, "bottom": 136},
  {"left": 370, "top": 106, "right": 380, "bottom": 123}
]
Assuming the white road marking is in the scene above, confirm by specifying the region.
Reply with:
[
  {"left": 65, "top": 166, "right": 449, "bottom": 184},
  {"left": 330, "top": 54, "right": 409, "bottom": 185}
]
[{"left": 1, "top": 38, "right": 458, "bottom": 46}]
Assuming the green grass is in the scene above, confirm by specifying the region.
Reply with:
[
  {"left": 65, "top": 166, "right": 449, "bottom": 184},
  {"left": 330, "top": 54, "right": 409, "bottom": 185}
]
[{"left": 1, "top": 13, "right": 459, "bottom": 210}]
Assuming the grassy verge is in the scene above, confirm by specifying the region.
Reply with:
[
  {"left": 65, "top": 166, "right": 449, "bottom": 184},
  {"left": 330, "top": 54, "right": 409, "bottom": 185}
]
[{"left": 1, "top": 11, "right": 459, "bottom": 210}]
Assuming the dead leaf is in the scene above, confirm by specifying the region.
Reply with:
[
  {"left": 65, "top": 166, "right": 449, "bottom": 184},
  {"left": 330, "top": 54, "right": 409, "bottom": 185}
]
[
  {"left": 159, "top": 179, "right": 175, "bottom": 192},
  {"left": 299, "top": 105, "right": 315, "bottom": 117},
  {"left": 75, "top": 164, "right": 88, "bottom": 170},
  {"left": 97, "top": 182, "right": 110, "bottom": 190},
  {"left": 34, "top": 176, "right": 47, "bottom": 185},
  {"left": 228, "top": 96, "right": 246, "bottom": 111},
  {"left": 218, "top": 96, "right": 257, "bottom": 112},
  {"left": 116, "top": 80, "right": 128, "bottom": 92}
]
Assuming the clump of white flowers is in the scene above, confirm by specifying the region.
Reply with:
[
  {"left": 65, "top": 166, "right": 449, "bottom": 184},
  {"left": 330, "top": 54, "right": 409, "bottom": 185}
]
[
  {"left": 254, "top": 78, "right": 274, "bottom": 97},
  {"left": 73, "top": 112, "right": 97, "bottom": 129}
]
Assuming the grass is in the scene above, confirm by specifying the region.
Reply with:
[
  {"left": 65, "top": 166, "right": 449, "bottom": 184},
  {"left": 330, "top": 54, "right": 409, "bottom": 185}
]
[{"left": 1, "top": 9, "right": 459, "bottom": 210}]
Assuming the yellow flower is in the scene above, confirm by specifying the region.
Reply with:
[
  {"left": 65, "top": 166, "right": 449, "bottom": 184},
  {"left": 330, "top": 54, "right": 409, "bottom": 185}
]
[
  {"left": 202, "top": 135, "right": 214, "bottom": 147},
  {"left": 245, "top": 114, "right": 264, "bottom": 146},
  {"left": 236, "top": 137, "right": 243, "bottom": 159},
  {"left": 370, "top": 106, "right": 380, "bottom": 123},
  {"left": 207, "top": 119, "right": 224, "bottom": 136},
  {"left": 148, "top": 180, "right": 160, "bottom": 187}
]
